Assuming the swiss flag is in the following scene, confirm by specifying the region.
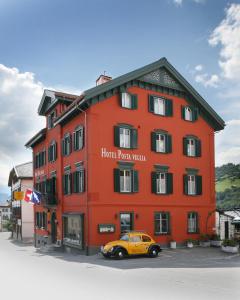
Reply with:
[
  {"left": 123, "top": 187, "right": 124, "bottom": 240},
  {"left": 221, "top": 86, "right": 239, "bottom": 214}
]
[{"left": 24, "top": 189, "right": 33, "bottom": 202}]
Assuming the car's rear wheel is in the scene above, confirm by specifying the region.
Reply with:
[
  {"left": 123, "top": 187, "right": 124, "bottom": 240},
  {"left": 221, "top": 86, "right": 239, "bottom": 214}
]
[
  {"left": 114, "top": 248, "right": 126, "bottom": 260},
  {"left": 149, "top": 247, "right": 159, "bottom": 258}
]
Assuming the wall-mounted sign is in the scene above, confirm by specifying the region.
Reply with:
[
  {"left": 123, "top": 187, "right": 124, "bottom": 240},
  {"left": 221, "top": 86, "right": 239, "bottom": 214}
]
[
  {"left": 35, "top": 170, "right": 45, "bottom": 177},
  {"left": 14, "top": 191, "right": 24, "bottom": 200},
  {"left": 101, "top": 148, "right": 146, "bottom": 162},
  {"left": 98, "top": 224, "right": 115, "bottom": 233}
]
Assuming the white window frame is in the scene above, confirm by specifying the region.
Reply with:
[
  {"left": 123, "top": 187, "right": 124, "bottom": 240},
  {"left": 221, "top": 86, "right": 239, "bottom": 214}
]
[
  {"left": 121, "top": 92, "right": 132, "bottom": 109},
  {"left": 185, "top": 107, "right": 192, "bottom": 121},
  {"left": 187, "top": 138, "right": 196, "bottom": 157},
  {"left": 188, "top": 212, "right": 197, "bottom": 233},
  {"left": 77, "top": 170, "right": 84, "bottom": 193},
  {"left": 153, "top": 97, "right": 165, "bottom": 115},
  {"left": 120, "top": 170, "right": 131, "bottom": 193},
  {"left": 155, "top": 212, "right": 169, "bottom": 234},
  {"left": 75, "top": 127, "right": 83, "bottom": 150},
  {"left": 156, "top": 173, "right": 166, "bottom": 194},
  {"left": 156, "top": 134, "right": 166, "bottom": 153},
  {"left": 119, "top": 128, "right": 131, "bottom": 148},
  {"left": 188, "top": 175, "right": 196, "bottom": 195}
]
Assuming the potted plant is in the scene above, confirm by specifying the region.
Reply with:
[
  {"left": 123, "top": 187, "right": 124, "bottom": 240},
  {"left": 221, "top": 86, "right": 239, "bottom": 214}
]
[
  {"left": 221, "top": 239, "right": 239, "bottom": 253},
  {"left": 199, "top": 234, "right": 210, "bottom": 247},
  {"left": 186, "top": 238, "right": 194, "bottom": 248},
  {"left": 169, "top": 237, "right": 177, "bottom": 249},
  {"left": 210, "top": 234, "right": 222, "bottom": 247}
]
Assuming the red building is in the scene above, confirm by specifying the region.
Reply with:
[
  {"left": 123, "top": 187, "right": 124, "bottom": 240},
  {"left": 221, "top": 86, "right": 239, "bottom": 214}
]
[{"left": 25, "top": 58, "right": 225, "bottom": 254}]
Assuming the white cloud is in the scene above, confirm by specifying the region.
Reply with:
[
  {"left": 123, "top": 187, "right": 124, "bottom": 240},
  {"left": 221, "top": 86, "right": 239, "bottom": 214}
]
[
  {"left": 173, "top": 0, "right": 183, "bottom": 5},
  {"left": 195, "top": 73, "right": 219, "bottom": 88},
  {"left": 195, "top": 64, "right": 203, "bottom": 72},
  {"left": 173, "top": 0, "right": 205, "bottom": 6},
  {"left": 215, "top": 119, "right": 240, "bottom": 166},
  {"left": 209, "top": 3, "right": 240, "bottom": 81}
]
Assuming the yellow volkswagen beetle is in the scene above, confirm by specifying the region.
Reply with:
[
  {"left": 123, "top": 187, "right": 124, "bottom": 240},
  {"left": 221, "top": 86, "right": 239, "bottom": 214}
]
[{"left": 100, "top": 231, "right": 162, "bottom": 259}]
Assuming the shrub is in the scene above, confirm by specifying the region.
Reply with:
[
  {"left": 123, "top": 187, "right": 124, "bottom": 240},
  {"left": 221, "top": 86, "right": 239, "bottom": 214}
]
[
  {"left": 210, "top": 234, "right": 221, "bottom": 241},
  {"left": 222, "top": 239, "right": 239, "bottom": 247},
  {"left": 200, "top": 234, "right": 210, "bottom": 241}
]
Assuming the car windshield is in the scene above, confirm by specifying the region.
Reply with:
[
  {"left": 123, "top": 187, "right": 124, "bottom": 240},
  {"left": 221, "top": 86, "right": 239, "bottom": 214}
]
[{"left": 120, "top": 234, "right": 129, "bottom": 241}]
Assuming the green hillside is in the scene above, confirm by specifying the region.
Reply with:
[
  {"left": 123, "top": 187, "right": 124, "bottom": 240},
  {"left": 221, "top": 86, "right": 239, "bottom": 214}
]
[{"left": 215, "top": 163, "right": 240, "bottom": 209}]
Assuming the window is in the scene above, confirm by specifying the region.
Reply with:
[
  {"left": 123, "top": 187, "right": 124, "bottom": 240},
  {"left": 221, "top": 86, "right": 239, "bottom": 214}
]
[
  {"left": 149, "top": 95, "right": 173, "bottom": 116},
  {"left": 120, "top": 92, "right": 137, "bottom": 109},
  {"left": 48, "top": 110, "right": 56, "bottom": 129},
  {"left": 63, "top": 214, "right": 84, "bottom": 248},
  {"left": 35, "top": 150, "right": 46, "bottom": 169},
  {"left": 73, "top": 126, "right": 84, "bottom": 151},
  {"left": 35, "top": 212, "right": 47, "bottom": 229},
  {"left": 183, "top": 174, "right": 202, "bottom": 195},
  {"left": 151, "top": 131, "right": 172, "bottom": 153},
  {"left": 183, "top": 137, "right": 201, "bottom": 157},
  {"left": 114, "top": 125, "right": 138, "bottom": 149},
  {"left": 182, "top": 106, "right": 198, "bottom": 122},
  {"left": 120, "top": 213, "right": 133, "bottom": 233},
  {"left": 63, "top": 170, "right": 72, "bottom": 195},
  {"left": 62, "top": 134, "right": 72, "bottom": 156},
  {"left": 142, "top": 235, "right": 151, "bottom": 242},
  {"left": 48, "top": 141, "right": 57, "bottom": 162},
  {"left": 154, "top": 212, "right": 170, "bottom": 235},
  {"left": 152, "top": 171, "right": 173, "bottom": 195},
  {"left": 130, "top": 235, "right": 141, "bottom": 243},
  {"left": 188, "top": 212, "right": 198, "bottom": 233},
  {"left": 120, "top": 234, "right": 129, "bottom": 241},
  {"left": 73, "top": 169, "right": 85, "bottom": 193},
  {"left": 114, "top": 168, "right": 139, "bottom": 193}
]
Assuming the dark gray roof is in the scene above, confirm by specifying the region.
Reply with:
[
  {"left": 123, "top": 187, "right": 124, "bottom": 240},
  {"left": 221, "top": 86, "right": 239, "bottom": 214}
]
[{"left": 55, "top": 57, "right": 225, "bottom": 131}]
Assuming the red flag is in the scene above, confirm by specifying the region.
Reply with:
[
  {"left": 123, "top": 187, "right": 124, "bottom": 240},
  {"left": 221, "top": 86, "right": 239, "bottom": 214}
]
[{"left": 24, "top": 189, "right": 33, "bottom": 202}]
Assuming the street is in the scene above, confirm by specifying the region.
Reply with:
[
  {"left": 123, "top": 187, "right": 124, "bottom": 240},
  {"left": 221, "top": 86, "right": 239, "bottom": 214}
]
[{"left": 0, "top": 232, "right": 239, "bottom": 300}]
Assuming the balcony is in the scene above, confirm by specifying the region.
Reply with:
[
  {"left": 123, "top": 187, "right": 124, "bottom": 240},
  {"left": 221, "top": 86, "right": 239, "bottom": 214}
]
[{"left": 41, "top": 193, "right": 58, "bottom": 207}]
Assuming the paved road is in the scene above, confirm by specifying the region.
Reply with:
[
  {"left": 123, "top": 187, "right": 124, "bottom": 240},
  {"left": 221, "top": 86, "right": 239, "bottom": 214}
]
[{"left": 0, "top": 232, "right": 239, "bottom": 300}]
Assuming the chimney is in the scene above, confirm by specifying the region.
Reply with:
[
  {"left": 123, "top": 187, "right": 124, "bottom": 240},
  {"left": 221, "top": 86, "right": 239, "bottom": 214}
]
[{"left": 96, "top": 73, "right": 112, "bottom": 86}]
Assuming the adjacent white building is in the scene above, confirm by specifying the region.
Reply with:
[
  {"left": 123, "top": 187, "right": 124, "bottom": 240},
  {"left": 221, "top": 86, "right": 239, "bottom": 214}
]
[
  {"left": 8, "top": 162, "right": 34, "bottom": 242},
  {"left": 216, "top": 209, "right": 240, "bottom": 240},
  {"left": 0, "top": 203, "right": 12, "bottom": 232}
]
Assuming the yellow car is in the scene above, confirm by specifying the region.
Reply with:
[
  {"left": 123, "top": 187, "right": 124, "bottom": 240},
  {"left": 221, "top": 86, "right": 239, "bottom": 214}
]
[{"left": 100, "top": 231, "right": 162, "bottom": 259}]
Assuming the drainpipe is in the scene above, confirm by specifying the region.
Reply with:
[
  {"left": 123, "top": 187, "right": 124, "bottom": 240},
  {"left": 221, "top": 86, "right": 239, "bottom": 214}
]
[{"left": 75, "top": 102, "right": 89, "bottom": 255}]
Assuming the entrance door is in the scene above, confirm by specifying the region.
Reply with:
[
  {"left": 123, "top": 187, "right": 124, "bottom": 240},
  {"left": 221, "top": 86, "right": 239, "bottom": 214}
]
[
  {"left": 224, "top": 221, "right": 229, "bottom": 239},
  {"left": 51, "top": 212, "right": 57, "bottom": 244}
]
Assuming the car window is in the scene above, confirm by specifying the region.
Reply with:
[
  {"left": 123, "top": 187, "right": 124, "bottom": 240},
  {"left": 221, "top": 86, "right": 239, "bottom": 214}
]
[
  {"left": 130, "top": 235, "right": 141, "bottom": 243},
  {"left": 142, "top": 235, "right": 151, "bottom": 242},
  {"left": 120, "top": 234, "right": 129, "bottom": 241}
]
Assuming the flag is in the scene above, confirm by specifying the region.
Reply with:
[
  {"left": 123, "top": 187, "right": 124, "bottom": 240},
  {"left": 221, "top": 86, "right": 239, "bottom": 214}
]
[
  {"left": 24, "top": 189, "right": 33, "bottom": 202},
  {"left": 32, "top": 190, "right": 41, "bottom": 204}
]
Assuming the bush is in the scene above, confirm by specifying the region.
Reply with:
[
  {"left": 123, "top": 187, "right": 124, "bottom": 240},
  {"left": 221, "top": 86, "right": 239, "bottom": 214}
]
[
  {"left": 210, "top": 234, "right": 221, "bottom": 241},
  {"left": 200, "top": 234, "right": 210, "bottom": 241},
  {"left": 3, "top": 220, "right": 13, "bottom": 232},
  {"left": 222, "top": 239, "right": 239, "bottom": 247}
]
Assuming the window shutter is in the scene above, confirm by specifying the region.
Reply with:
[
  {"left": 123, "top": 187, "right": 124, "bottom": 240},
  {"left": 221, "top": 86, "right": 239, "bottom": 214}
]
[
  {"left": 166, "top": 173, "right": 173, "bottom": 194},
  {"left": 48, "top": 147, "right": 50, "bottom": 162},
  {"left": 196, "top": 175, "right": 202, "bottom": 195},
  {"left": 114, "top": 126, "right": 120, "bottom": 147},
  {"left": 148, "top": 95, "right": 154, "bottom": 112},
  {"left": 69, "top": 173, "right": 72, "bottom": 194},
  {"left": 168, "top": 212, "right": 171, "bottom": 234},
  {"left": 82, "top": 169, "right": 85, "bottom": 192},
  {"left": 46, "top": 179, "right": 52, "bottom": 194},
  {"left": 166, "top": 134, "right": 172, "bottom": 153},
  {"left": 131, "top": 129, "right": 138, "bottom": 149},
  {"left": 196, "top": 212, "right": 199, "bottom": 233},
  {"left": 63, "top": 175, "right": 66, "bottom": 195},
  {"left": 183, "top": 175, "right": 188, "bottom": 195},
  {"left": 69, "top": 135, "right": 72, "bottom": 154},
  {"left": 132, "top": 170, "right": 139, "bottom": 193},
  {"left": 181, "top": 106, "right": 185, "bottom": 120},
  {"left": 151, "top": 132, "right": 157, "bottom": 152},
  {"left": 196, "top": 139, "right": 202, "bottom": 157},
  {"left": 131, "top": 94, "right": 138, "bottom": 109},
  {"left": 73, "top": 131, "right": 76, "bottom": 151},
  {"left": 113, "top": 169, "right": 120, "bottom": 192},
  {"left": 54, "top": 142, "right": 57, "bottom": 160},
  {"left": 193, "top": 107, "right": 199, "bottom": 121},
  {"left": 82, "top": 128, "right": 85, "bottom": 149},
  {"left": 151, "top": 172, "right": 157, "bottom": 194},
  {"left": 61, "top": 139, "right": 65, "bottom": 156},
  {"left": 165, "top": 99, "right": 173, "bottom": 116},
  {"left": 183, "top": 137, "right": 188, "bottom": 155},
  {"left": 120, "top": 93, "right": 124, "bottom": 107},
  {"left": 73, "top": 171, "right": 77, "bottom": 193}
]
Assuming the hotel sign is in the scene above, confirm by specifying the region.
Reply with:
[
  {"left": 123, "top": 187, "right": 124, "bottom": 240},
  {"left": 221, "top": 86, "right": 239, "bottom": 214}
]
[
  {"left": 101, "top": 148, "right": 146, "bottom": 162},
  {"left": 98, "top": 224, "right": 115, "bottom": 233}
]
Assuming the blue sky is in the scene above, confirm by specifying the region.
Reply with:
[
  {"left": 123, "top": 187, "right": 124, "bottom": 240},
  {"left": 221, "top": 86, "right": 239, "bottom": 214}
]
[{"left": 0, "top": 0, "right": 240, "bottom": 195}]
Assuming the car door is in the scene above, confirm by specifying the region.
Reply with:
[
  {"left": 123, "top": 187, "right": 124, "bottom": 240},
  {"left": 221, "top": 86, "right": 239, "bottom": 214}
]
[
  {"left": 140, "top": 235, "right": 152, "bottom": 254},
  {"left": 129, "top": 235, "right": 146, "bottom": 254}
]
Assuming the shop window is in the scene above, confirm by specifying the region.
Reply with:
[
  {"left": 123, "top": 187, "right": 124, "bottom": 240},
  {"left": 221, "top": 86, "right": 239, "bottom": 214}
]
[
  {"left": 149, "top": 95, "right": 173, "bottom": 116},
  {"left": 182, "top": 106, "right": 198, "bottom": 122},
  {"left": 120, "top": 213, "right": 134, "bottom": 233},
  {"left": 114, "top": 124, "right": 138, "bottom": 149},
  {"left": 73, "top": 126, "right": 84, "bottom": 151},
  {"left": 63, "top": 214, "right": 84, "bottom": 248},
  {"left": 183, "top": 174, "right": 202, "bottom": 195},
  {"left": 188, "top": 212, "right": 199, "bottom": 233},
  {"left": 183, "top": 136, "right": 201, "bottom": 157},
  {"left": 154, "top": 212, "right": 170, "bottom": 235},
  {"left": 151, "top": 131, "right": 172, "bottom": 153},
  {"left": 120, "top": 92, "right": 138, "bottom": 109}
]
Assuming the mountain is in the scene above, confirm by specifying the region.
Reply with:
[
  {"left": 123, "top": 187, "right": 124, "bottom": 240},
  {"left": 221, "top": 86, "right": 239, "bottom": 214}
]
[{"left": 216, "top": 163, "right": 240, "bottom": 209}]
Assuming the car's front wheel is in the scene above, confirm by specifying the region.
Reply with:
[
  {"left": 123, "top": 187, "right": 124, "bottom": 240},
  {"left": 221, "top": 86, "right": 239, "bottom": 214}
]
[
  {"left": 148, "top": 247, "right": 159, "bottom": 258},
  {"left": 114, "top": 248, "right": 126, "bottom": 260}
]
